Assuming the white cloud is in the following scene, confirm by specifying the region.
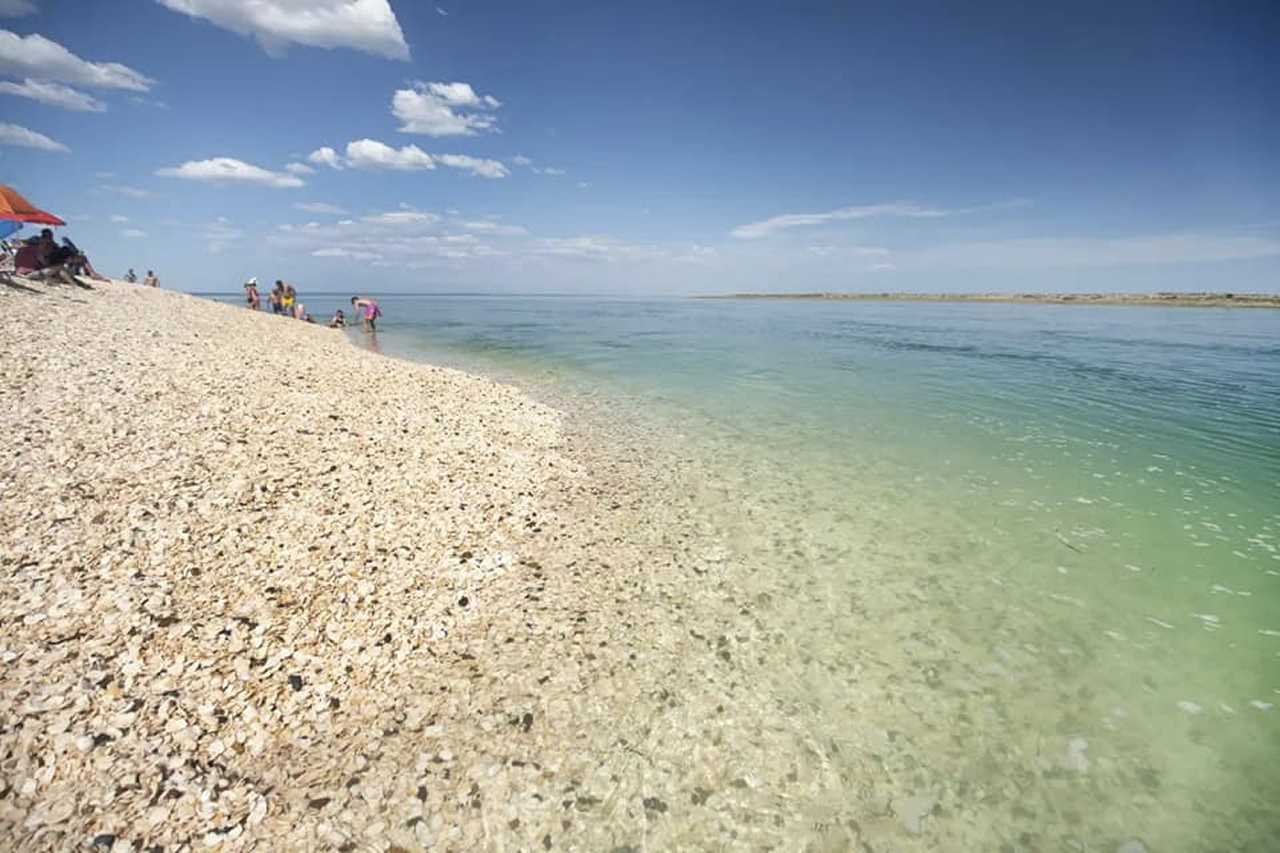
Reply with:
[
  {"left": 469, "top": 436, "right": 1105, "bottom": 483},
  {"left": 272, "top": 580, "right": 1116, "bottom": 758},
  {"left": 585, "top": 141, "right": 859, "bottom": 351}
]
[
  {"left": 533, "top": 236, "right": 713, "bottom": 265},
  {"left": 435, "top": 6, "right": 448, "bottom": 16},
  {"left": 312, "top": 247, "right": 381, "bottom": 260},
  {"left": 121, "top": 228, "right": 147, "bottom": 239},
  {"left": 155, "top": 0, "right": 408, "bottom": 60},
  {"left": 284, "top": 161, "right": 314, "bottom": 175},
  {"left": 576, "top": 181, "right": 589, "bottom": 190},
  {"left": 294, "top": 201, "right": 347, "bottom": 215},
  {"left": 0, "top": 121, "right": 67, "bottom": 151},
  {"left": 362, "top": 210, "right": 440, "bottom": 226},
  {"left": 731, "top": 202, "right": 953, "bottom": 240},
  {"left": 156, "top": 157, "right": 304, "bottom": 188},
  {"left": 870, "top": 262, "right": 896, "bottom": 271},
  {"left": 101, "top": 184, "right": 153, "bottom": 198},
  {"left": 532, "top": 166, "right": 566, "bottom": 176},
  {"left": 110, "top": 214, "right": 130, "bottom": 223},
  {"left": 510, "top": 154, "right": 532, "bottom": 166},
  {"left": 459, "top": 220, "right": 527, "bottom": 236},
  {"left": 435, "top": 153, "right": 509, "bottom": 179},
  {"left": 310, "top": 139, "right": 509, "bottom": 177},
  {"left": 0, "top": 30, "right": 154, "bottom": 90},
  {"left": 392, "top": 80, "right": 500, "bottom": 137},
  {"left": 307, "top": 146, "right": 344, "bottom": 169},
  {"left": 0, "top": 0, "right": 38, "bottom": 18},
  {"left": 344, "top": 138, "right": 435, "bottom": 170},
  {"left": 0, "top": 78, "right": 104, "bottom": 111}
]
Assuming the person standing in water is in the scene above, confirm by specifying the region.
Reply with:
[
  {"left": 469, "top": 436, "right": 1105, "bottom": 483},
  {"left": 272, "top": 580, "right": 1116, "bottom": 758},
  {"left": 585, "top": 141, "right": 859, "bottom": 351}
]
[{"left": 350, "top": 296, "right": 381, "bottom": 332}]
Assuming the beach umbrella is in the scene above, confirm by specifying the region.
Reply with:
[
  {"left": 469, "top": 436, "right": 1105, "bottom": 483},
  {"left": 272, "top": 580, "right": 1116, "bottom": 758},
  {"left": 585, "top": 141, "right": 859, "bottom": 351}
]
[
  {"left": 0, "top": 220, "right": 19, "bottom": 240},
  {"left": 0, "top": 185, "right": 66, "bottom": 227}
]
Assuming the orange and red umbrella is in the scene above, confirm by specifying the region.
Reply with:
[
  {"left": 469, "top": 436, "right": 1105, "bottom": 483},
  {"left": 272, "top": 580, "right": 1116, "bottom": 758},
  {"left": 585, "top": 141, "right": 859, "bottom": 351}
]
[{"left": 0, "top": 185, "right": 65, "bottom": 226}]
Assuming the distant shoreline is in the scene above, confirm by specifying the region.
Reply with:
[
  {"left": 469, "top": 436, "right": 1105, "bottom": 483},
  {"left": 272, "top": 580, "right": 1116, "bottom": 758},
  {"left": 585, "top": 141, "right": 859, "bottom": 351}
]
[{"left": 695, "top": 291, "right": 1280, "bottom": 308}]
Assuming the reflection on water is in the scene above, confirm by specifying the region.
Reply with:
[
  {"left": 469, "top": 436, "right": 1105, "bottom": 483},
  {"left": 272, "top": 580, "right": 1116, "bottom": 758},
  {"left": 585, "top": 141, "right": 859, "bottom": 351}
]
[{"left": 215, "top": 293, "right": 1280, "bottom": 847}]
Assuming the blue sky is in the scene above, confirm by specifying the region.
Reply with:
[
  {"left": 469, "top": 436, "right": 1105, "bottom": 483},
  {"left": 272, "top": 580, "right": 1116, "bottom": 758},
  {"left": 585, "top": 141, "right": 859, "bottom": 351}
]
[{"left": 1, "top": 0, "right": 1277, "bottom": 294}]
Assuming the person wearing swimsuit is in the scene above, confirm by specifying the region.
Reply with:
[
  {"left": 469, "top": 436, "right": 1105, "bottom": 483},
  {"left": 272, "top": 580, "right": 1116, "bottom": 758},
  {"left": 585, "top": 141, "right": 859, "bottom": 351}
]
[{"left": 350, "top": 296, "right": 381, "bottom": 332}]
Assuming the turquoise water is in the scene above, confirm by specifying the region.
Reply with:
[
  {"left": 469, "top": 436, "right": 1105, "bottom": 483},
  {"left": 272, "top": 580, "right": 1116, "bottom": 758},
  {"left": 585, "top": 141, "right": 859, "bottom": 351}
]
[{"left": 224, "top": 294, "right": 1280, "bottom": 846}]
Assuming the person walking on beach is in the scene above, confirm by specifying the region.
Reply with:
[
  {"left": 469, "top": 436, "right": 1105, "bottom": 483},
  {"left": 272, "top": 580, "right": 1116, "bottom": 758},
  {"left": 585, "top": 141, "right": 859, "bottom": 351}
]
[
  {"left": 351, "top": 296, "right": 381, "bottom": 332},
  {"left": 143, "top": 270, "right": 158, "bottom": 288},
  {"left": 244, "top": 277, "right": 260, "bottom": 310}
]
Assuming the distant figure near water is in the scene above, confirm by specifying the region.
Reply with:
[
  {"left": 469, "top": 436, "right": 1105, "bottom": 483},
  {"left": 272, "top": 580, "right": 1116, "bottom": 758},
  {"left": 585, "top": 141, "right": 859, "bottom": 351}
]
[
  {"left": 244, "top": 277, "right": 260, "bottom": 310},
  {"left": 143, "top": 270, "right": 158, "bottom": 288},
  {"left": 124, "top": 268, "right": 137, "bottom": 283},
  {"left": 350, "top": 296, "right": 381, "bottom": 332}
]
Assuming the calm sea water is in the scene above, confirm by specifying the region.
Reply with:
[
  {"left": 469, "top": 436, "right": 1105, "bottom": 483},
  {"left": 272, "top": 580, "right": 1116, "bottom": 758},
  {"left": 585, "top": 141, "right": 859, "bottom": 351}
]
[{"left": 219, "top": 293, "right": 1280, "bottom": 846}]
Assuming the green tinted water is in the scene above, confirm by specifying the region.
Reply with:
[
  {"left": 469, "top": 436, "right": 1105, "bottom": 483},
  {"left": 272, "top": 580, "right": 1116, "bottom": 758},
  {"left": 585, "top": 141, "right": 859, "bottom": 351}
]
[{"left": 288, "top": 294, "right": 1279, "bottom": 848}]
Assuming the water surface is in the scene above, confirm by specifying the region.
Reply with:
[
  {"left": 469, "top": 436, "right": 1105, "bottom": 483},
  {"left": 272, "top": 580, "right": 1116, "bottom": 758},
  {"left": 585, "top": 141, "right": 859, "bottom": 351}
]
[{"left": 222, "top": 293, "right": 1280, "bottom": 848}]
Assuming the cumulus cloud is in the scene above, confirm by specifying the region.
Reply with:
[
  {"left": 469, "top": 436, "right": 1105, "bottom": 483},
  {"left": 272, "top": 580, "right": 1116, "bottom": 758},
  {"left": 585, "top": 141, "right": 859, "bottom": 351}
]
[
  {"left": 510, "top": 154, "right": 532, "bottom": 166},
  {"left": 343, "top": 138, "right": 435, "bottom": 170},
  {"left": 294, "top": 201, "right": 347, "bottom": 215},
  {"left": 307, "top": 146, "right": 344, "bottom": 169},
  {"left": 0, "top": 30, "right": 154, "bottom": 90},
  {"left": 110, "top": 214, "right": 130, "bottom": 223},
  {"left": 155, "top": 0, "right": 409, "bottom": 60},
  {"left": 532, "top": 166, "right": 566, "bottom": 176},
  {"left": 435, "top": 153, "right": 509, "bottom": 179},
  {"left": 392, "top": 80, "right": 500, "bottom": 137},
  {"left": 0, "top": 0, "right": 38, "bottom": 17},
  {"left": 156, "top": 157, "right": 305, "bottom": 188},
  {"left": 0, "top": 77, "right": 104, "bottom": 111},
  {"left": 0, "top": 120, "right": 67, "bottom": 151},
  {"left": 309, "top": 139, "right": 509, "bottom": 178},
  {"left": 121, "top": 228, "right": 148, "bottom": 239},
  {"left": 284, "top": 161, "right": 314, "bottom": 175}
]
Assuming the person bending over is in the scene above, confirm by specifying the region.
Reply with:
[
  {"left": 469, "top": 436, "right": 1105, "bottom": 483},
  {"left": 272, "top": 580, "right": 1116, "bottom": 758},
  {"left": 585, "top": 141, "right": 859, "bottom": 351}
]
[{"left": 350, "top": 296, "right": 381, "bottom": 332}]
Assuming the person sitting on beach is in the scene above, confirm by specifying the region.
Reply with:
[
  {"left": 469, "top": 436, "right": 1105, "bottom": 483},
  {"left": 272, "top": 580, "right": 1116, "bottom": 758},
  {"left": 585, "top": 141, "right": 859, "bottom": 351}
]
[
  {"left": 244, "top": 277, "right": 260, "bottom": 310},
  {"left": 19, "top": 231, "right": 107, "bottom": 282},
  {"left": 350, "top": 296, "right": 381, "bottom": 332},
  {"left": 124, "top": 268, "right": 137, "bottom": 283},
  {"left": 143, "top": 270, "right": 159, "bottom": 288},
  {"left": 292, "top": 301, "right": 306, "bottom": 320},
  {"left": 329, "top": 309, "right": 346, "bottom": 328}
]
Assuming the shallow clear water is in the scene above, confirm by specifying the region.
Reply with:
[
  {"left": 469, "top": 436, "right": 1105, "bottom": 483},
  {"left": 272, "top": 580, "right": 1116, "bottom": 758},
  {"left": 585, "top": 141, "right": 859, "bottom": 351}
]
[{"left": 221, "top": 293, "right": 1280, "bottom": 846}]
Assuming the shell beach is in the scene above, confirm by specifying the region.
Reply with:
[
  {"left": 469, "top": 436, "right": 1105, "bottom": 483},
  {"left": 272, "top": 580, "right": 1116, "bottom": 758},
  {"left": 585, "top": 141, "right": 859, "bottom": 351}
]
[{"left": 0, "top": 282, "right": 831, "bottom": 851}]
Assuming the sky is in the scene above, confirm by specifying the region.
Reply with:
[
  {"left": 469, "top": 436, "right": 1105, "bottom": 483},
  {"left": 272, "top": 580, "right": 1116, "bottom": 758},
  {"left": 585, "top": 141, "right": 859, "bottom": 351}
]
[{"left": 1, "top": 0, "right": 1277, "bottom": 294}]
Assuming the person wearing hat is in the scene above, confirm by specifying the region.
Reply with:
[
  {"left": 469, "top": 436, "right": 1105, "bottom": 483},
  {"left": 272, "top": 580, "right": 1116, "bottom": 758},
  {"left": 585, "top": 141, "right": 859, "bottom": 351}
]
[{"left": 244, "top": 276, "right": 260, "bottom": 310}]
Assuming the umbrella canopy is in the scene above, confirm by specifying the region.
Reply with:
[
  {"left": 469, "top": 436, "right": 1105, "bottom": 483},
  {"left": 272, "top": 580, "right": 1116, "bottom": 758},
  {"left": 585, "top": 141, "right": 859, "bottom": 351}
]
[{"left": 0, "top": 185, "right": 65, "bottom": 226}]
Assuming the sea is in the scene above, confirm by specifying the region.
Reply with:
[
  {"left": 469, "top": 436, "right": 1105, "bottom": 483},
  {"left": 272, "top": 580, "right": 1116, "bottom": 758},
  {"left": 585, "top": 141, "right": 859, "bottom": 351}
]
[{"left": 215, "top": 292, "right": 1280, "bottom": 848}]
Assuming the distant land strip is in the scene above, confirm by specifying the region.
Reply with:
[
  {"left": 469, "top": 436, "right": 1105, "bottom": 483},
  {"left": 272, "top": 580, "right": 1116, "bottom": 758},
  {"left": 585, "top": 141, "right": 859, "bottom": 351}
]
[{"left": 694, "top": 292, "right": 1280, "bottom": 308}]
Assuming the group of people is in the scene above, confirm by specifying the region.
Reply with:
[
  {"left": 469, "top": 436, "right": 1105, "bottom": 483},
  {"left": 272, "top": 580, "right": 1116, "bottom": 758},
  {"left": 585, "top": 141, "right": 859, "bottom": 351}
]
[
  {"left": 123, "top": 268, "right": 159, "bottom": 287},
  {"left": 11, "top": 228, "right": 107, "bottom": 284},
  {"left": 241, "top": 277, "right": 381, "bottom": 331}
]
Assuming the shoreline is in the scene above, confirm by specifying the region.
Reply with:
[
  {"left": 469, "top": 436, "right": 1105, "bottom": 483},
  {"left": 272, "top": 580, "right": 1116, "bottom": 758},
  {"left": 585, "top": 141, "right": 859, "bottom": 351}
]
[
  {"left": 0, "top": 279, "right": 801, "bottom": 850},
  {"left": 695, "top": 290, "right": 1280, "bottom": 308}
]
